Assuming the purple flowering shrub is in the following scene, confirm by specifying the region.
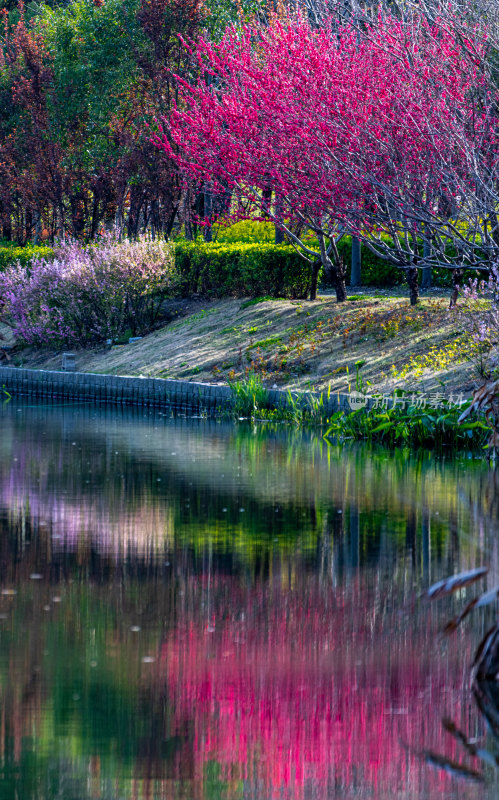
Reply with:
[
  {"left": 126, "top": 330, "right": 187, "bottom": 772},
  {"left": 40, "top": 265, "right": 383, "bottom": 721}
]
[
  {"left": 461, "top": 264, "right": 499, "bottom": 377},
  {"left": 0, "top": 236, "right": 176, "bottom": 346}
]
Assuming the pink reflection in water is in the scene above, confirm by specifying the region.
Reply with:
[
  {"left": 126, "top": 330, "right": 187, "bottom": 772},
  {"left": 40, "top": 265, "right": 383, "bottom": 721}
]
[{"left": 155, "top": 579, "right": 487, "bottom": 800}]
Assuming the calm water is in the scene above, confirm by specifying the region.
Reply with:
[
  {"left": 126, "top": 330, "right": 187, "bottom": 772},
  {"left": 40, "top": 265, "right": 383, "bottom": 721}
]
[{"left": 0, "top": 400, "right": 498, "bottom": 799}]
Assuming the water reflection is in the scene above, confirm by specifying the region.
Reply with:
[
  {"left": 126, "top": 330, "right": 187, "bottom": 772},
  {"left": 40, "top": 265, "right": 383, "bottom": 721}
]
[{"left": 0, "top": 401, "right": 497, "bottom": 798}]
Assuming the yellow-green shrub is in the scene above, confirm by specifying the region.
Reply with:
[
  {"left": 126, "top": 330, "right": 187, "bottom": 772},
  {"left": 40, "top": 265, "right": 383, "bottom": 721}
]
[
  {"left": 0, "top": 242, "right": 54, "bottom": 271},
  {"left": 215, "top": 220, "right": 275, "bottom": 243}
]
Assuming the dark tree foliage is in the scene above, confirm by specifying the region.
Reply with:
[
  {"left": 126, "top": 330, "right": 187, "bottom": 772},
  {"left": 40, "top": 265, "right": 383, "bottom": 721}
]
[{"left": 0, "top": 0, "right": 207, "bottom": 242}]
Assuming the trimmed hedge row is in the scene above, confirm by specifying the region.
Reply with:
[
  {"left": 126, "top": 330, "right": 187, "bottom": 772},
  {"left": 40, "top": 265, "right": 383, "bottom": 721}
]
[
  {"left": 215, "top": 224, "right": 487, "bottom": 287},
  {"left": 213, "top": 224, "right": 487, "bottom": 288},
  {"left": 0, "top": 238, "right": 485, "bottom": 298},
  {"left": 211, "top": 223, "right": 403, "bottom": 285},
  {"left": 174, "top": 241, "right": 311, "bottom": 298},
  {"left": 336, "top": 238, "right": 485, "bottom": 288},
  {"left": 175, "top": 238, "right": 482, "bottom": 295},
  {"left": 174, "top": 239, "right": 402, "bottom": 296}
]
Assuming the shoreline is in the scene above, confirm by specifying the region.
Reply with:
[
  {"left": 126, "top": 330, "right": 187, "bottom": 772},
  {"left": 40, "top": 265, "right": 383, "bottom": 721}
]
[
  {"left": 1, "top": 365, "right": 487, "bottom": 451},
  {"left": 0, "top": 365, "right": 347, "bottom": 416},
  {"left": 0, "top": 362, "right": 471, "bottom": 418}
]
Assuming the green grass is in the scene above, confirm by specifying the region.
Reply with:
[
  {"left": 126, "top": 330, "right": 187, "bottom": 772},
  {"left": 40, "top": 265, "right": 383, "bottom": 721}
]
[
  {"left": 239, "top": 296, "right": 275, "bottom": 310},
  {"left": 246, "top": 335, "right": 283, "bottom": 351}
]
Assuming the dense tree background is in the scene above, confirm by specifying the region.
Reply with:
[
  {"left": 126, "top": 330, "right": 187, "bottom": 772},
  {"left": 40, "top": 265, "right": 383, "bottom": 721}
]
[{"left": 0, "top": 0, "right": 259, "bottom": 243}]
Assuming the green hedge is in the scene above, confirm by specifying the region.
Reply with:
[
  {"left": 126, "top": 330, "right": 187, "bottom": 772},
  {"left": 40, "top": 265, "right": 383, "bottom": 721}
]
[
  {"left": 336, "top": 238, "right": 402, "bottom": 286},
  {"left": 174, "top": 238, "right": 401, "bottom": 296},
  {"left": 175, "top": 238, "right": 484, "bottom": 297},
  {"left": 0, "top": 242, "right": 54, "bottom": 271},
  {"left": 1, "top": 238, "right": 484, "bottom": 299},
  {"left": 212, "top": 225, "right": 487, "bottom": 290},
  {"left": 336, "top": 237, "right": 485, "bottom": 289},
  {"left": 174, "top": 241, "right": 310, "bottom": 298}
]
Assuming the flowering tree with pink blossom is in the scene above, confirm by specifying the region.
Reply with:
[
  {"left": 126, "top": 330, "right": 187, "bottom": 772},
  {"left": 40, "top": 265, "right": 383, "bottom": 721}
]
[
  {"left": 156, "top": 18, "right": 369, "bottom": 300},
  {"left": 156, "top": 12, "right": 495, "bottom": 303},
  {"left": 324, "top": 13, "right": 496, "bottom": 304},
  {"left": 304, "top": 0, "right": 499, "bottom": 301}
]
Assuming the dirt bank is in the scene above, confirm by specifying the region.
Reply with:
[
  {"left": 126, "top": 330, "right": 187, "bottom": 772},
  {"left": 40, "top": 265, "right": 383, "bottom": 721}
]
[{"left": 2, "top": 288, "right": 482, "bottom": 396}]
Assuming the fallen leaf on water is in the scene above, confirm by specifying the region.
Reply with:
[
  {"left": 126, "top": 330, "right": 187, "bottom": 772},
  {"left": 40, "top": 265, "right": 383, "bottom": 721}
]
[
  {"left": 427, "top": 567, "right": 488, "bottom": 599},
  {"left": 475, "top": 585, "right": 499, "bottom": 609}
]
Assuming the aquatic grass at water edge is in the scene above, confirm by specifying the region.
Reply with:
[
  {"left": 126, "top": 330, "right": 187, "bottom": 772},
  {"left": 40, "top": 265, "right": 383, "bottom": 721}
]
[{"left": 324, "top": 401, "right": 489, "bottom": 449}]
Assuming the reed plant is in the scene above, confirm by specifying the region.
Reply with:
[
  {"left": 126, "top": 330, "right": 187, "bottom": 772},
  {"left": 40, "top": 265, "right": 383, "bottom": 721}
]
[
  {"left": 228, "top": 373, "right": 272, "bottom": 417},
  {"left": 325, "top": 401, "right": 488, "bottom": 449}
]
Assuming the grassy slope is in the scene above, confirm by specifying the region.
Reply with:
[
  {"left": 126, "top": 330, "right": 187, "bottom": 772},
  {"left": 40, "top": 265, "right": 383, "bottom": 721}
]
[{"left": 4, "top": 288, "right": 481, "bottom": 396}]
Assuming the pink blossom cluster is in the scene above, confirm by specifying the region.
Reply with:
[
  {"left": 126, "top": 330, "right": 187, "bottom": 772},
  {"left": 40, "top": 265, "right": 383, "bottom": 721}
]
[
  {"left": 0, "top": 236, "right": 176, "bottom": 346},
  {"left": 156, "top": 12, "right": 497, "bottom": 291}
]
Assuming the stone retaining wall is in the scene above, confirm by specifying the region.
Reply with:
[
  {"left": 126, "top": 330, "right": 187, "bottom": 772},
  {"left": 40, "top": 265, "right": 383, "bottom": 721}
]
[{"left": 0, "top": 367, "right": 350, "bottom": 415}]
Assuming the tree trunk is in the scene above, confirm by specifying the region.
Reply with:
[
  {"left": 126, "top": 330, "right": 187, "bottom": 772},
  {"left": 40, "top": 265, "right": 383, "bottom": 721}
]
[
  {"left": 183, "top": 190, "right": 194, "bottom": 241},
  {"left": 421, "top": 267, "right": 432, "bottom": 289},
  {"left": 70, "top": 196, "right": 85, "bottom": 239},
  {"left": 14, "top": 204, "right": 23, "bottom": 244},
  {"left": 449, "top": 268, "right": 463, "bottom": 308},
  {"left": 317, "top": 233, "right": 347, "bottom": 302},
  {"left": 334, "top": 263, "right": 348, "bottom": 302},
  {"left": 127, "top": 188, "right": 142, "bottom": 240},
  {"left": 90, "top": 194, "right": 100, "bottom": 240},
  {"left": 33, "top": 209, "right": 42, "bottom": 245},
  {"left": 407, "top": 266, "right": 419, "bottom": 305},
  {"left": 115, "top": 189, "right": 127, "bottom": 239},
  {"left": 421, "top": 237, "right": 432, "bottom": 289},
  {"left": 203, "top": 187, "right": 213, "bottom": 242},
  {"left": 350, "top": 237, "right": 361, "bottom": 287},
  {"left": 323, "top": 256, "right": 347, "bottom": 302},
  {"left": 2, "top": 214, "right": 12, "bottom": 242},
  {"left": 274, "top": 194, "right": 284, "bottom": 244},
  {"left": 309, "top": 259, "right": 321, "bottom": 301},
  {"left": 25, "top": 209, "right": 33, "bottom": 245},
  {"left": 421, "top": 231, "right": 432, "bottom": 289},
  {"left": 164, "top": 203, "right": 179, "bottom": 240}
]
